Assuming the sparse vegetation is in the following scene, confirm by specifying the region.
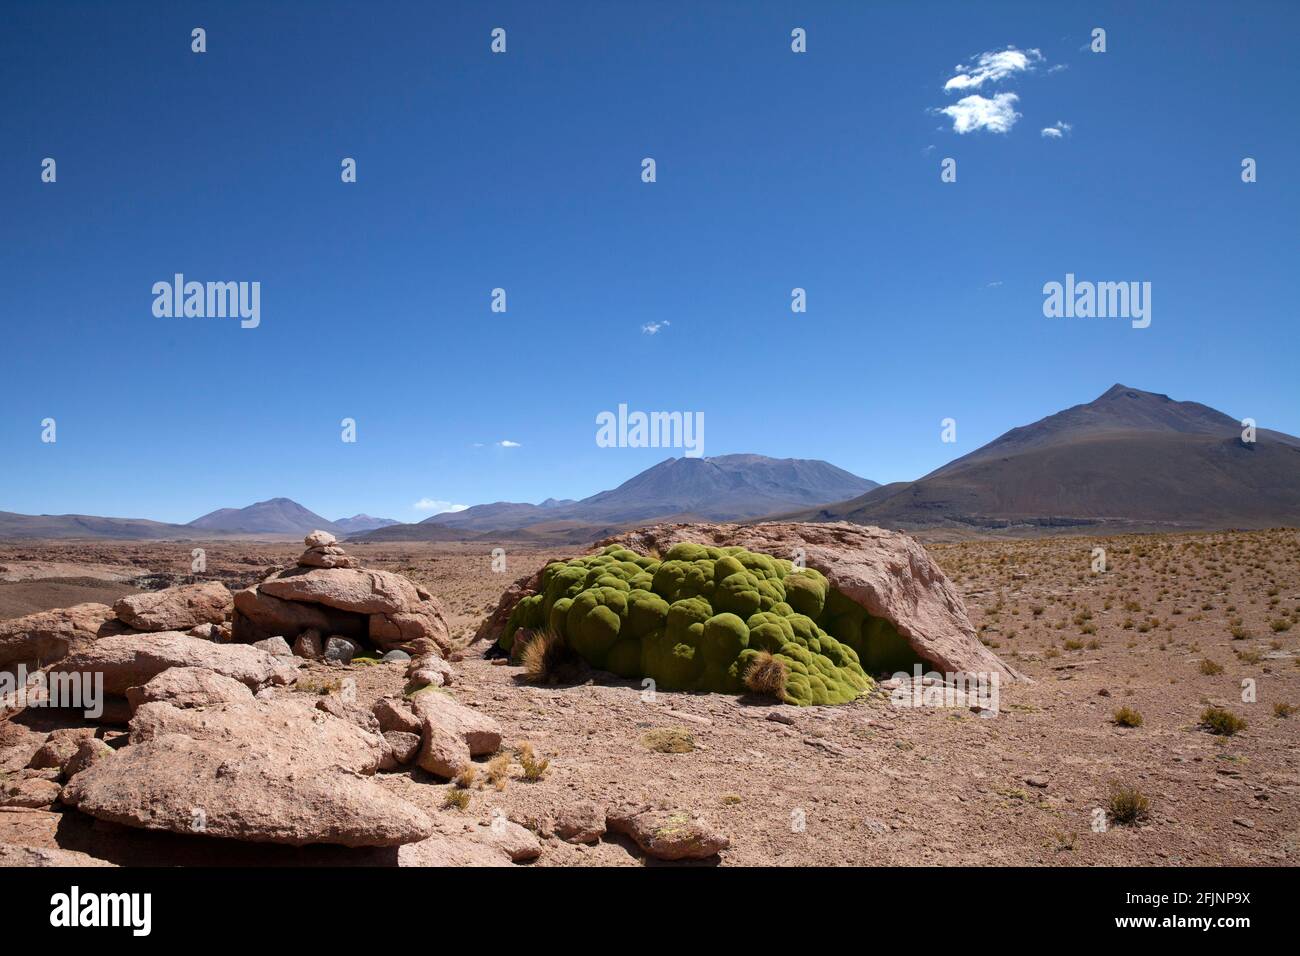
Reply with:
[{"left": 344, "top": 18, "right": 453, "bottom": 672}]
[
  {"left": 486, "top": 752, "right": 511, "bottom": 790},
  {"left": 453, "top": 765, "right": 478, "bottom": 789},
  {"left": 1200, "top": 706, "right": 1247, "bottom": 736},
  {"left": 442, "top": 788, "right": 471, "bottom": 810},
  {"left": 1113, "top": 706, "right": 1143, "bottom": 728},
  {"left": 1199, "top": 658, "right": 1224, "bottom": 675},
  {"left": 1107, "top": 783, "right": 1151, "bottom": 826},
  {"left": 515, "top": 740, "right": 550, "bottom": 781}
]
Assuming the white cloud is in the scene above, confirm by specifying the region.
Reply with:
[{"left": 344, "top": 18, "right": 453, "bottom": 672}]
[
  {"left": 641, "top": 320, "right": 670, "bottom": 335},
  {"left": 938, "top": 93, "right": 1021, "bottom": 134},
  {"left": 496, "top": 439, "right": 521, "bottom": 448},
  {"left": 944, "top": 47, "right": 1042, "bottom": 91},
  {"left": 414, "top": 498, "right": 469, "bottom": 514},
  {"left": 1041, "top": 120, "right": 1072, "bottom": 138}
]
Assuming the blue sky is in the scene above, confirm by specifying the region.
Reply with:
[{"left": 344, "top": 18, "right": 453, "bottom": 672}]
[{"left": 2, "top": 1, "right": 1296, "bottom": 524}]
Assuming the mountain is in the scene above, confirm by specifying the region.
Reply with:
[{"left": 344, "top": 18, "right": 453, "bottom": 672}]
[
  {"left": 186, "top": 498, "right": 341, "bottom": 536},
  {"left": 332, "top": 514, "right": 400, "bottom": 534},
  {"left": 790, "top": 385, "right": 1300, "bottom": 532},
  {"left": 0, "top": 512, "right": 195, "bottom": 540},
  {"left": 356, "top": 455, "right": 877, "bottom": 541}
]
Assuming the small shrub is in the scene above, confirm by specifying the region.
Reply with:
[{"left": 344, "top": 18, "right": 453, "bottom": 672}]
[
  {"left": 1113, "top": 706, "right": 1143, "bottom": 728},
  {"left": 1200, "top": 706, "right": 1247, "bottom": 736},
  {"left": 1107, "top": 783, "right": 1151, "bottom": 826},
  {"left": 442, "top": 788, "right": 471, "bottom": 810},
  {"left": 516, "top": 741, "right": 550, "bottom": 781},
  {"left": 1273, "top": 702, "right": 1295, "bottom": 718},
  {"left": 1199, "top": 658, "right": 1224, "bottom": 676}
]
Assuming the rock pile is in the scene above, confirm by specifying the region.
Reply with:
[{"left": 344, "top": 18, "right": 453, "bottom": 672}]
[
  {"left": 233, "top": 532, "right": 452, "bottom": 658},
  {"left": 0, "top": 584, "right": 234, "bottom": 670}
]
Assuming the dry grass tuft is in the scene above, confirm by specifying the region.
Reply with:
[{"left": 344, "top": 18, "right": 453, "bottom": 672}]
[
  {"left": 519, "top": 629, "right": 587, "bottom": 685},
  {"left": 515, "top": 741, "right": 550, "bottom": 781},
  {"left": 743, "top": 652, "right": 789, "bottom": 700}
]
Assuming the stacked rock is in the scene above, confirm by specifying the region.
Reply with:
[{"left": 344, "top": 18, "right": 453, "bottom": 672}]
[
  {"left": 297, "top": 530, "right": 357, "bottom": 569},
  {"left": 230, "top": 532, "right": 452, "bottom": 658}
]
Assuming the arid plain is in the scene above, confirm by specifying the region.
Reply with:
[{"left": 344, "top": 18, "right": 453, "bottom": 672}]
[{"left": 2, "top": 528, "right": 1297, "bottom": 866}]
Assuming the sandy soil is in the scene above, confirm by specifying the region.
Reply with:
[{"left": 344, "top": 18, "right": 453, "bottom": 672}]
[{"left": 1, "top": 529, "right": 1297, "bottom": 866}]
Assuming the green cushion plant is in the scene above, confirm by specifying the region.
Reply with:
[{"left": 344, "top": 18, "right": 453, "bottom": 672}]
[{"left": 500, "top": 543, "right": 916, "bottom": 706}]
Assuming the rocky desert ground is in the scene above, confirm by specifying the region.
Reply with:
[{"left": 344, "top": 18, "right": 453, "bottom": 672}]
[{"left": 2, "top": 527, "right": 1297, "bottom": 867}]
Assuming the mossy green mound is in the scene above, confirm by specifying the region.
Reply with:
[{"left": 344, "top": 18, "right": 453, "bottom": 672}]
[{"left": 500, "top": 543, "right": 916, "bottom": 706}]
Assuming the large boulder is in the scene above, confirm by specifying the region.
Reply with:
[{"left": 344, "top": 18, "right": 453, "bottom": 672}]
[
  {"left": 607, "top": 805, "right": 729, "bottom": 861},
  {"left": 61, "top": 696, "right": 432, "bottom": 847},
  {"left": 50, "top": 632, "right": 298, "bottom": 696},
  {"left": 480, "top": 521, "right": 1021, "bottom": 683},
  {"left": 124, "top": 666, "right": 255, "bottom": 714},
  {"left": 62, "top": 733, "right": 433, "bottom": 847},
  {"left": 113, "top": 582, "right": 232, "bottom": 633},
  {"left": 0, "top": 603, "right": 129, "bottom": 667},
  {"left": 410, "top": 689, "right": 502, "bottom": 757},
  {"left": 128, "top": 697, "right": 384, "bottom": 773},
  {"left": 259, "top": 567, "right": 422, "bottom": 615}
]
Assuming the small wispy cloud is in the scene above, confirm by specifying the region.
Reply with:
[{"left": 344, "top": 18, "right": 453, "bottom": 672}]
[
  {"left": 641, "top": 320, "right": 670, "bottom": 335},
  {"left": 944, "top": 47, "right": 1042, "bottom": 91},
  {"left": 1041, "top": 120, "right": 1072, "bottom": 139},
  {"left": 1047, "top": 63, "right": 1068, "bottom": 74},
  {"left": 985, "top": 280, "right": 1003, "bottom": 288},
  {"left": 414, "top": 498, "right": 469, "bottom": 514},
  {"left": 496, "top": 439, "right": 521, "bottom": 448},
  {"left": 937, "top": 92, "right": 1021, "bottom": 134}
]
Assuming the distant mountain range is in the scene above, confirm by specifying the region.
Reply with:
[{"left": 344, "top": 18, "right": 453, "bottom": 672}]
[
  {"left": 2, "top": 386, "right": 1296, "bottom": 541},
  {"left": 355, "top": 455, "right": 879, "bottom": 542},
  {"left": 0, "top": 499, "right": 402, "bottom": 540},
  {"left": 785, "top": 385, "right": 1300, "bottom": 532}
]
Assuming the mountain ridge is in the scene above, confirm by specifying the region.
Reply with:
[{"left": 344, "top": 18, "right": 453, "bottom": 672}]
[{"left": 785, "top": 384, "right": 1300, "bottom": 532}]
